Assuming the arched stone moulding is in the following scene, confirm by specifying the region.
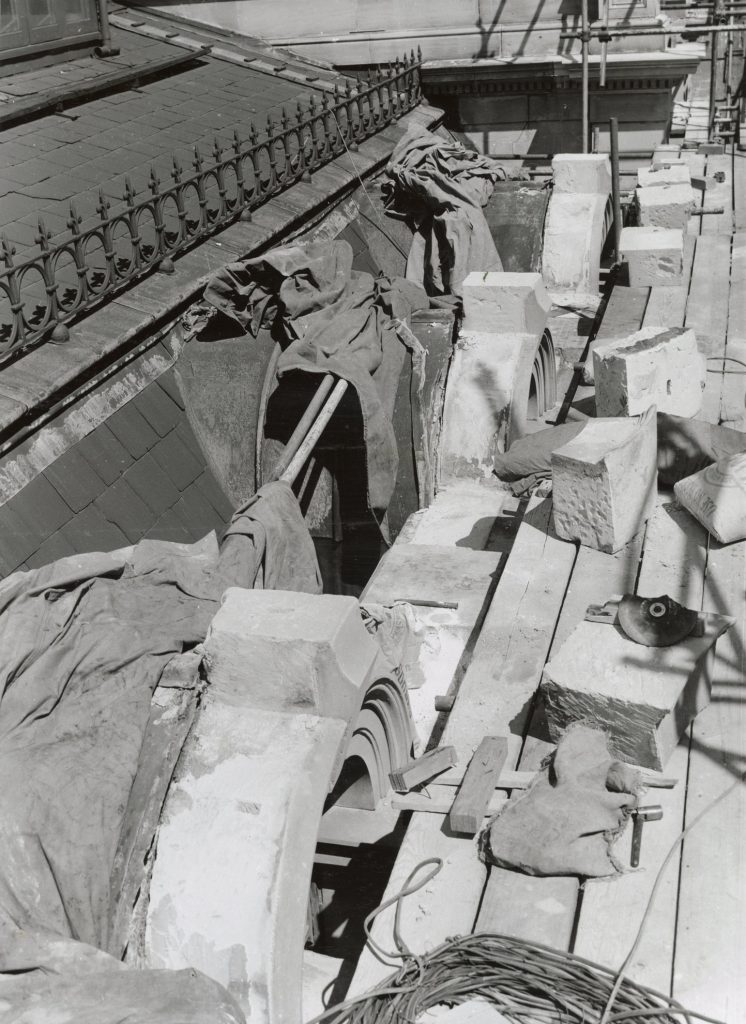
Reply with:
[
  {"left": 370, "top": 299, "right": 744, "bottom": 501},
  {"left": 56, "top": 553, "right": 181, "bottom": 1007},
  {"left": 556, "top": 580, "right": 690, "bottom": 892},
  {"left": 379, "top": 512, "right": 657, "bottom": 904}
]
[
  {"left": 542, "top": 154, "right": 613, "bottom": 299},
  {"left": 141, "top": 588, "right": 414, "bottom": 1024},
  {"left": 438, "top": 272, "right": 556, "bottom": 484}
]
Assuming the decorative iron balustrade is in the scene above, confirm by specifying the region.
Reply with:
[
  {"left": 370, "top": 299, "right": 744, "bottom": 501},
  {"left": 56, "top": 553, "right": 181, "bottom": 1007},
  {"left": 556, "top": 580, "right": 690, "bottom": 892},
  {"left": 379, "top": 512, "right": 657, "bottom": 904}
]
[{"left": 0, "top": 52, "right": 422, "bottom": 363}]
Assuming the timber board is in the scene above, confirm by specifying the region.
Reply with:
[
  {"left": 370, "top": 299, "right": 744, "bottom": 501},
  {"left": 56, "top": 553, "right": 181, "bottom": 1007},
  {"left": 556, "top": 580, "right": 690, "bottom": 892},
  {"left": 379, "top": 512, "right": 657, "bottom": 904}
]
[
  {"left": 721, "top": 232, "right": 746, "bottom": 425},
  {"left": 475, "top": 534, "right": 645, "bottom": 948},
  {"left": 347, "top": 140, "right": 746, "bottom": 1012},
  {"left": 350, "top": 493, "right": 577, "bottom": 994},
  {"left": 572, "top": 498, "right": 706, "bottom": 994},
  {"left": 686, "top": 234, "right": 731, "bottom": 424},
  {"left": 674, "top": 532, "right": 746, "bottom": 1021},
  {"left": 701, "top": 153, "right": 734, "bottom": 237}
]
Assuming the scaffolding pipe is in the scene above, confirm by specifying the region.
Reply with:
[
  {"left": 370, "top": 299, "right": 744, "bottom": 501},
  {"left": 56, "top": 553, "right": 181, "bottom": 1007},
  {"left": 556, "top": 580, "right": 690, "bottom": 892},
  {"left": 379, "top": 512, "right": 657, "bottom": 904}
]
[
  {"left": 600, "top": 0, "right": 609, "bottom": 86},
  {"left": 581, "top": 0, "right": 590, "bottom": 153},
  {"left": 95, "top": 0, "right": 120, "bottom": 56},
  {"left": 610, "top": 117, "right": 623, "bottom": 266},
  {"left": 709, "top": 0, "right": 726, "bottom": 138},
  {"left": 561, "top": 21, "right": 745, "bottom": 37}
]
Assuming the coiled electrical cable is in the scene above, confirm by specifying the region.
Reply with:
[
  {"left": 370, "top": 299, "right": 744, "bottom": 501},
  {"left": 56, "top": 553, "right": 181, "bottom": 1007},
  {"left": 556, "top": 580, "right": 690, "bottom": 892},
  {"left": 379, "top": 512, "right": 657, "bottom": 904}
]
[
  {"left": 306, "top": 926, "right": 724, "bottom": 1024},
  {"left": 306, "top": 767, "right": 746, "bottom": 1024}
]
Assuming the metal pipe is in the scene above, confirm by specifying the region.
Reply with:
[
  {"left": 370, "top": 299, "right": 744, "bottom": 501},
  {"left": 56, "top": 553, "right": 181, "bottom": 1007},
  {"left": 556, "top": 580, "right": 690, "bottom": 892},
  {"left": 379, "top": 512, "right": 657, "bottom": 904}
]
[
  {"left": 610, "top": 117, "right": 623, "bottom": 266},
  {"left": 709, "top": 0, "right": 726, "bottom": 139},
  {"left": 581, "top": 0, "right": 590, "bottom": 153},
  {"left": 561, "top": 21, "right": 746, "bottom": 37},
  {"left": 95, "top": 0, "right": 120, "bottom": 56},
  {"left": 600, "top": 0, "right": 609, "bottom": 87}
]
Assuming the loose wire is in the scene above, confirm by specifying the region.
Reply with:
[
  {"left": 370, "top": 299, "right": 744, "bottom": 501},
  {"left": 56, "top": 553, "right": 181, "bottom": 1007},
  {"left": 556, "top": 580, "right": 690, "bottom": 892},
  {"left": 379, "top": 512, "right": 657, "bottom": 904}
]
[{"left": 305, "top": 768, "right": 745, "bottom": 1024}]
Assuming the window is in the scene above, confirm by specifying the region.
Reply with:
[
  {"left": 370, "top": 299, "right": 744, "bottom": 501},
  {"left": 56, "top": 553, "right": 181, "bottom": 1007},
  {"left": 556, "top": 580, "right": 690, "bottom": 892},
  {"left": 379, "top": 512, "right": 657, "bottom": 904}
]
[{"left": 0, "top": 0, "right": 100, "bottom": 58}]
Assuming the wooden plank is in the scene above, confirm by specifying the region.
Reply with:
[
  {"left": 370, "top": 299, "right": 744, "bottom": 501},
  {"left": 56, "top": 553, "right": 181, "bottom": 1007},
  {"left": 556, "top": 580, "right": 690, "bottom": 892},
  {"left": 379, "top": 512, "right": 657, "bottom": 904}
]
[
  {"left": 734, "top": 152, "right": 746, "bottom": 231},
  {"left": 720, "top": 232, "right": 746, "bottom": 425},
  {"left": 572, "top": 497, "right": 707, "bottom": 992},
  {"left": 641, "top": 236, "right": 696, "bottom": 331},
  {"left": 389, "top": 746, "right": 457, "bottom": 793},
  {"left": 700, "top": 153, "right": 733, "bottom": 236},
  {"left": 350, "top": 494, "right": 576, "bottom": 994},
  {"left": 685, "top": 234, "right": 732, "bottom": 424},
  {"left": 475, "top": 534, "right": 644, "bottom": 949},
  {"left": 673, "top": 534, "right": 746, "bottom": 1019},
  {"left": 392, "top": 786, "right": 507, "bottom": 816},
  {"left": 583, "top": 287, "right": 650, "bottom": 382},
  {"left": 448, "top": 736, "right": 509, "bottom": 835}
]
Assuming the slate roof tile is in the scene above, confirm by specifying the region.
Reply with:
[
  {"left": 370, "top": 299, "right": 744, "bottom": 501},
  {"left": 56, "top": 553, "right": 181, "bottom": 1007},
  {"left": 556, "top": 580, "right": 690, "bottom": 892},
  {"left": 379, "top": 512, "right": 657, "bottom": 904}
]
[
  {"left": 44, "top": 446, "right": 107, "bottom": 512},
  {"left": 95, "top": 477, "right": 154, "bottom": 543},
  {"left": 75, "top": 424, "right": 134, "bottom": 485},
  {"left": 10, "top": 474, "right": 73, "bottom": 539},
  {"left": 123, "top": 452, "right": 180, "bottom": 518},
  {"left": 60, "top": 501, "right": 129, "bottom": 554},
  {"left": 105, "top": 401, "right": 159, "bottom": 459},
  {"left": 25, "top": 529, "right": 77, "bottom": 570},
  {"left": 131, "top": 380, "right": 182, "bottom": 437},
  {"left": 151, "top": 428, "right": 203, "bottom": 492}
]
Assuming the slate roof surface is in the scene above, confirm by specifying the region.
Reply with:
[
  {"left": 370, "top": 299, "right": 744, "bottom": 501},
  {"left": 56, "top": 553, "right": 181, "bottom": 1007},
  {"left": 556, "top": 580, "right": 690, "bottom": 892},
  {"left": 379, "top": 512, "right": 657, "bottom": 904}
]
[
  {"left": 0, "top": 363, "right": 235, "bottom": 577},
  {"left": 0, "top": 17, "right": 339, "bottom": 262}
]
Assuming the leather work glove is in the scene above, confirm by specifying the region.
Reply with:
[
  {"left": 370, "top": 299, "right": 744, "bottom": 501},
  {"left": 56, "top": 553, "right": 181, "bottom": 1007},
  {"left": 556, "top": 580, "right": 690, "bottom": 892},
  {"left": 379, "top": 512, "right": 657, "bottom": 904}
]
[{"left": 480, "top": 724, "right": 641, "bottom": 877}]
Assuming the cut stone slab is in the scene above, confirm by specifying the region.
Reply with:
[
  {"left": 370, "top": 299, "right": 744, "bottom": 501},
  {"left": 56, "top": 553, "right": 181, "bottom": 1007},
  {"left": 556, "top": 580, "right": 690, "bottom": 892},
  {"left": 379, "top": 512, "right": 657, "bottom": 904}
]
[
  {"left": 593, "top": 326, "right": 706, "bottom": 418},
  {"left": 397, "top": 480, "right": 506, "bottom": 550},
  {"left": 552, "top": 153, "right": 612, "bottom": 195},
  {"left": 203, "top": 587, "right": 378, "bottom": 721},
  {"left": 636, "top": 182, "right": 696, "bottom": 230},
  {"left": 145, "top": 699, "right": 347, "bottom": 1021},
  {"left": 551, "top": 408, "right": 657, "bottom": 553},
  {"left": 543, "top": 155, "right": 611, "bottom": 296},
  {"left": 461, "top": 271, "right": 551, "bottom": 337},
  {"left": 620, "top": 226, "right": 684, "bottom": 287},
  {"left": 362, "top": 542, "right": 501, "bottom": 743},
  {"left": 362, "top": 543, "right": 501, "bottom": 637},
  {"left": 541, "top": 612, "right": 734, "bottom": 770},
  {"left": 439, "top": 329, "right": 546, "bottom": 481},
  {"left": 638, "top": 164, "right": 691, "bottom": 188}
]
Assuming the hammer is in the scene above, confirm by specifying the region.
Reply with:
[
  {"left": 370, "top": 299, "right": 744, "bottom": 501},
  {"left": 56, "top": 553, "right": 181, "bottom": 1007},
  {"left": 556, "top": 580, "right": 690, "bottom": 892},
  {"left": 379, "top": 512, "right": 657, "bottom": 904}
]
[{"left": 630, "top": 805, "right": 663, "bottom": 867}]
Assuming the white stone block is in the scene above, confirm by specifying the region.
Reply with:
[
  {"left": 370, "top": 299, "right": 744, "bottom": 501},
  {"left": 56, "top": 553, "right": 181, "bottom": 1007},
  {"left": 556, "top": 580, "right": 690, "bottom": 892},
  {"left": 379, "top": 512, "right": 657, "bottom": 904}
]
[
  {"left": 593, "top": 326, "right": 706, "bottom": 418},
  {"left": 552, "top": 153, "right": 612, "bottom": 194},
  {"left": 204, "top": 587, "right": 378, "bottom": 719},
  {"left": 637, "top": 182, "right": 696, "bottom": 229},
  {"left": 462, "top": 271, "right": 550, "bottom": 336},
  {"left": 637, "top": 164, "right": 691, "bottom": 188},
  {"left": 620, "top": 226, "right": 684, "bottom": 287},
  {"left": 541, "top": 612, "right": 733, "bottom": 769},
  {"left": 551, "top": 408, "right": 657, "bottom": 553},
  {"left": 543, "top": 157, "right": 611, "bottom": 295}
]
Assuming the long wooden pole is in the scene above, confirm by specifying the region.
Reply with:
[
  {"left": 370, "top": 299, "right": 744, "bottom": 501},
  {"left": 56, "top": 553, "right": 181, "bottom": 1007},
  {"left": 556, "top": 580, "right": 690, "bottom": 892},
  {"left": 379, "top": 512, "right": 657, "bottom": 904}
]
[
  {"left": 581, "top": 0, "right": 590, "bottom": 153},
  {"left": 610, "top": 116, "right": 623, "bottom": 266},
  {"left": 280, "top": 378, "right": 349, "bottom": 487},
  {"left": 270, "top": 373, "right": 336, "bottom": 481}
]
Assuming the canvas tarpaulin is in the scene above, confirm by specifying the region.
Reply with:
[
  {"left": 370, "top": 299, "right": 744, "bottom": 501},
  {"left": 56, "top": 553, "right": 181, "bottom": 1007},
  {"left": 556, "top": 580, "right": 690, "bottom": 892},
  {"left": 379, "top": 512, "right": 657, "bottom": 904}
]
[
  {"left": 481, "top": 725, "right": 641, "bottom": 878},
  {"left": 204, "top": 239, "right": 427, "bottom": 517},
  {"left": 383, "top": 124, "right": 510, "bottom": 297},
  {"left": 0, "top": 480, "right": 319, "bottom": 1022}
]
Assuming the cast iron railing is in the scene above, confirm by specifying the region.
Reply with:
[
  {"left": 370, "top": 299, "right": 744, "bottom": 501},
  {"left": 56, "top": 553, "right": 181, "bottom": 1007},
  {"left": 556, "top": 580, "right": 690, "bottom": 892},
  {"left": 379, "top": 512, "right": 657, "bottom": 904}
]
[{"left": 0, "top": 52, "right": 422, "bottom": 363}]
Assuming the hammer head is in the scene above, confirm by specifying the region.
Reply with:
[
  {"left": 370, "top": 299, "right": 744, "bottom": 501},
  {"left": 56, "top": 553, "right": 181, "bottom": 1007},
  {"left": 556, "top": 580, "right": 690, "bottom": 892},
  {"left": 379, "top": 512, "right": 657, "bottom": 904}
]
[{"left": 633, "top": 804, "right": 663, "bottom": 823}]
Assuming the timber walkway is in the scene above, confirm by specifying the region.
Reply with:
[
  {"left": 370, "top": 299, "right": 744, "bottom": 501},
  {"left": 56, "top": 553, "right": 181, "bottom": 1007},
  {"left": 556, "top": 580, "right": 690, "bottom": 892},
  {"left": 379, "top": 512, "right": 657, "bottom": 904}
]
[{"left": 347, "top": 142, "right": 746, "bottom": 1022}]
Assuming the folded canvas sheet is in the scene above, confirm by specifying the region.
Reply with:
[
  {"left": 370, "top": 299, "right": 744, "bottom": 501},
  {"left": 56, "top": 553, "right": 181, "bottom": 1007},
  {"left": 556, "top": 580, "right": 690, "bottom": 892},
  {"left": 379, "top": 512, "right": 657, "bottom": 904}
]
[{"left": 0, "top": 481, "right": 319, "bottom": 1023}]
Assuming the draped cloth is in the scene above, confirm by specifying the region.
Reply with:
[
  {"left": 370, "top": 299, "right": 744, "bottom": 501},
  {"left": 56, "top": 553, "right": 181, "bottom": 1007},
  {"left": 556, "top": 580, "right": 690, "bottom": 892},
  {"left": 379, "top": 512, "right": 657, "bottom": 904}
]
[
  {"left": 383, "top": 124, "right": 509, "bottom": 296},
  {"left": 481, "top": 725, "right": 641, "bottom": 878},
  {"left": 204, "top": 240, "right": 427, "bottom": 516},
  {"left": 0, "top": 481, "right": 319, "bottom": 1023}
]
